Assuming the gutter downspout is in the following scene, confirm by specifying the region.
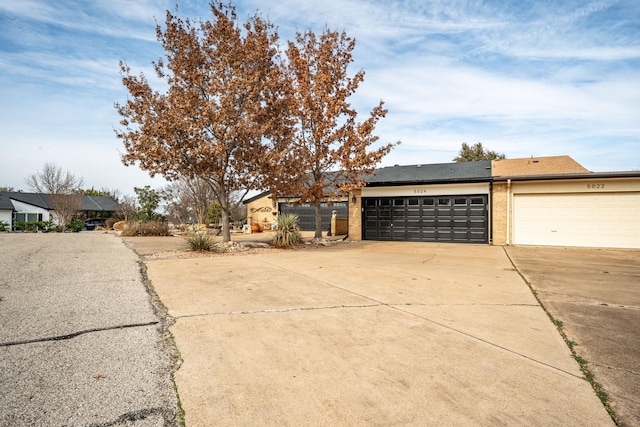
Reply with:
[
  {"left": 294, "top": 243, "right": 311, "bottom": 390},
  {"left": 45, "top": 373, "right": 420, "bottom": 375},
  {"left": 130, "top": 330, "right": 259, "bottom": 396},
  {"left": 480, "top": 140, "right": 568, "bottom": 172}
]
[{"left": 506, "top": 179, "right": 511, "bottom": 245}]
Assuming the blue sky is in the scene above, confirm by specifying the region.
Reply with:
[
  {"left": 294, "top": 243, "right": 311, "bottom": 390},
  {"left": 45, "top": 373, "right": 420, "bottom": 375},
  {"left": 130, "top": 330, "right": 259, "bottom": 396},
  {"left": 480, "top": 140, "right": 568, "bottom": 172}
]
[{"left": 1, "top": 0, "right": 639, "bottom": 195}]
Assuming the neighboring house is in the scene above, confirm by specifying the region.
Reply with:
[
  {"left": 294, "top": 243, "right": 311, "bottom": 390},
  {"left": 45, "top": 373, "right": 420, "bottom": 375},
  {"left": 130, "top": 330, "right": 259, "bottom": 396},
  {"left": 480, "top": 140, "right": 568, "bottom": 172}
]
[
  {"left": 491, "top": 156, "right": 640, "bottom": 249},
  {"left": 244, "top": 192, "right": 348, "bottom": 232},
  {"left": 0, "top": 192, "right": 119, "bottom": 231}
]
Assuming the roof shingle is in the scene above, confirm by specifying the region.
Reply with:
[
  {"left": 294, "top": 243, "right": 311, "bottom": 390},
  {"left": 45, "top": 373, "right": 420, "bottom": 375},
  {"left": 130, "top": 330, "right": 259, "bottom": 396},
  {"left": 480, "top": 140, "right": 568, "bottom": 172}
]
[{"left": 491, "top": 156, "right": 590, "bottom": 176}]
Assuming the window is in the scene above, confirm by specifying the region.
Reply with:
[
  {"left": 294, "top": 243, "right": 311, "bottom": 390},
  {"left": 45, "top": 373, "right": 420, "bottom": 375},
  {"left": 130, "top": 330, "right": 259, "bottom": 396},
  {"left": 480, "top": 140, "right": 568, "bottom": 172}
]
[{"left": 13, "top": 213, "right": 42, "bottom": 223}]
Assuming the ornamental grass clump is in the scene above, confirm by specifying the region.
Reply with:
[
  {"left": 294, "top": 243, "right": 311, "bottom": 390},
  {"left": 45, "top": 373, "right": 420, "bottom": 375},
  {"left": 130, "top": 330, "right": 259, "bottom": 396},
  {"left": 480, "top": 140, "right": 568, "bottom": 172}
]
[
  {"left": 272, "top": 213, "right": 302, "bottom": 247},
  {"left": 186, "top": 232, "right": 215, "bottom": 252},
  {"left": 121, "top": 221, "right": 170, "bottom": 236}
]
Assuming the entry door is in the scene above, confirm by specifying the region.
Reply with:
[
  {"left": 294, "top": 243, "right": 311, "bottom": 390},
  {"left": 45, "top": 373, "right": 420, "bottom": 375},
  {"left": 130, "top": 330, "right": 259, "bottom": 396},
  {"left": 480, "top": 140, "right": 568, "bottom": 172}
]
[{"left": 363, "top": 195, "right": 487, "bottom": 243}]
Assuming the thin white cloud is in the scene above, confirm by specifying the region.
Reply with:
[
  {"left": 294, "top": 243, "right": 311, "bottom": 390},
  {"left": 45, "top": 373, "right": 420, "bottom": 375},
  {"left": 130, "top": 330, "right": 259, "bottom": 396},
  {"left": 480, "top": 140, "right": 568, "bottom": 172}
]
[
  {"left": 0, "top": 0, "right": 161, "bottom": 43},
  {"left": 1, "top": 0, "right": 639, "bottom": 195}
]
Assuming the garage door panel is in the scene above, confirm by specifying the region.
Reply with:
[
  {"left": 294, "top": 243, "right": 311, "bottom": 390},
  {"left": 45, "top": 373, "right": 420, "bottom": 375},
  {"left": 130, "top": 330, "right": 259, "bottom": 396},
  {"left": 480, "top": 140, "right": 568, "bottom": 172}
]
[
  {"left": 279, "top": 202, "right": 347, "bottom": 232},
  {"left": 513, "top": 193, "right": 640, "bottom": 249},
  {"left": 363, "top": 195, "right": 487, "bottom": 243}
]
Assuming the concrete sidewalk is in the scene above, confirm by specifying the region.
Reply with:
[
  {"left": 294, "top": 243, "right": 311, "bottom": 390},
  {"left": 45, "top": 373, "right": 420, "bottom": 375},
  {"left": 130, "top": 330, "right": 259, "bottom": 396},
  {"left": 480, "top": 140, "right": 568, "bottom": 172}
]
[
  {"left": 137, "top": 238, "right": 613, "bottom": 426},
  {"left": 0, "top": 233, "right": 180, "bottom": 426}
]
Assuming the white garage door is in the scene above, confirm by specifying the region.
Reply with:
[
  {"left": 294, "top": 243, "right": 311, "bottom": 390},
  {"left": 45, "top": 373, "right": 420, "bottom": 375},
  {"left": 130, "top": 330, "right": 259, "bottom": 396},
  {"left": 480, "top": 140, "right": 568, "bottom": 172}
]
[{"left": 513, "top": 192, "right": 640, "bottom": 249}]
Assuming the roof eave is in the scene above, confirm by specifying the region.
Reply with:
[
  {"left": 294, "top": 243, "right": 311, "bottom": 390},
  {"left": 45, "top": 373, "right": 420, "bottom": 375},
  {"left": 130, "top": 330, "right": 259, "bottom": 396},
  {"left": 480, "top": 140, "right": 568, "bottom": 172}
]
[
  {"left": 492, "top": 171, "right": 640, "bottom": 181},
  {"left": 365, "top": 177, "right": 492, "bottom": 187}
]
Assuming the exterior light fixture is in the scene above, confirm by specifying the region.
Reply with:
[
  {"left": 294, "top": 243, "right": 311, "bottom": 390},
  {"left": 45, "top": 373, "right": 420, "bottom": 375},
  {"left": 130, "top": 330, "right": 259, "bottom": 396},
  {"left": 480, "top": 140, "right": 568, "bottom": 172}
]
[{"left": 351, "top": 195, "right": 356, "bottom": 203}]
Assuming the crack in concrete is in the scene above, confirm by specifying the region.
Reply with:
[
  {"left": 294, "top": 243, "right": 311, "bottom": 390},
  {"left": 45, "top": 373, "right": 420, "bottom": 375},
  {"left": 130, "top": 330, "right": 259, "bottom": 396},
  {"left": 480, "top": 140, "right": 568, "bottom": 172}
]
[
  {"left": 256, "top": 258, "right": 586, "bottom": 380},
  {"left": 88, "top": 406, "right": 176, "bottom": 427},
  {"left": 0, "top": 321, "right": 159, "bottom": 347},
  {"left": 175, "top": 303, "right": 384, "bottom": 319},
  {"left": 174, "top": 302, "right": 540, "bottom": 320},
  {"left": 592, "top": 363, "right": 640, "bottom": 377}
]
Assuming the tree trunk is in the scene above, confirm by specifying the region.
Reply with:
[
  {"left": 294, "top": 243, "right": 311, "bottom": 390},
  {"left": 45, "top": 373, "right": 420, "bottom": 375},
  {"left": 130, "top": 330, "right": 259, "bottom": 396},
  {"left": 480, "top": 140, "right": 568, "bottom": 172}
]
[
  {"left": 314, "top": 201, "right": 322, "bottom": 239},
  {"left": 221, "top": 207, "right": 231, "bottom": 242}
]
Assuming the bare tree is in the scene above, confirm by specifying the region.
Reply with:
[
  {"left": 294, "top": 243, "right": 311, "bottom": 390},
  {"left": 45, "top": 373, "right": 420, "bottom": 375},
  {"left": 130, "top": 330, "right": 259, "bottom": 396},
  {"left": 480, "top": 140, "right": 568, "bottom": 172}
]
[
  {"left": 117, "top": 194, "right": 137, "bottom": 222},
  {"left": 275, "top": 28, "right": 398, "bottom": 238},
  {"left": 48, "top": 194, "right": 83, "bottom": 232},
  {"left": 25, "top": 162, "right": 84, "bottom": 194},
  {"left": 115, "top": 2, "right": 290, "bottom": 242},
  {"left": 25, "top": 163, "right": 85, "bottom": 232},
  {"left": 164, "top": 176, "right": 216, "bottom": 225}
]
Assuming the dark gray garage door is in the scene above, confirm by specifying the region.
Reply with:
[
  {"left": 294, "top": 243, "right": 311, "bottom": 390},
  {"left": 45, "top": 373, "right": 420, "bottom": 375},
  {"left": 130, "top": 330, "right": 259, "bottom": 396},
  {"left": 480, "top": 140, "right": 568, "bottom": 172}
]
[
  {"left": 279, "top": 202, "right": 348, "bottom": 231},
  {"left": 363, "top": 195, "right": 487, "bottom": 243}
]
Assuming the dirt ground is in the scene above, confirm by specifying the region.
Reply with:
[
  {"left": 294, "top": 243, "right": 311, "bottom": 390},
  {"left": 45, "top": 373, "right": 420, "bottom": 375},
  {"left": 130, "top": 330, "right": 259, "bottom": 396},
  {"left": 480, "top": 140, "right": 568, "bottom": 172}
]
[{"left": 121, "top": 234, "right": 619, "bottom": 426}]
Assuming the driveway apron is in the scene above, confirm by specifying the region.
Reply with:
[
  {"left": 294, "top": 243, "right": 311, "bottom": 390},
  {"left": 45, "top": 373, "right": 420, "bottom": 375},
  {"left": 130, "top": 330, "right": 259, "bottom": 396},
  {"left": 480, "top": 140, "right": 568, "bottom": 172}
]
[
  {"left": 143, "top": 240, "right": 614, "bottom": 426},
  {"left": 506, "top": 245, "right": 640, "bottom": 427},
  {"left": 0, "top": 233, "right": 180, "bottom": 426}
]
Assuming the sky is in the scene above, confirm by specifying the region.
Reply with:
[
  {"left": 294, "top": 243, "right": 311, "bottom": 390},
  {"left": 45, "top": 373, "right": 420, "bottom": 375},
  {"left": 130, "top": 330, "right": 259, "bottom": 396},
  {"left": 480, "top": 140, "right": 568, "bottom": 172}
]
[{"left": 1, "top": 0, "right": 639, "bottom": 196}]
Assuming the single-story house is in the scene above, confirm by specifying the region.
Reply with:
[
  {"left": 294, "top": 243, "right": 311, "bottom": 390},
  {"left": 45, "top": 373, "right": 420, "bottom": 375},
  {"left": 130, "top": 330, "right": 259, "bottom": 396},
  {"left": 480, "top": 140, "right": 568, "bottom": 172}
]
[
  {"left": 0, "top": 192, "right": 119, "bottom": 231},
  {"left": 245, "top": 155, "right": 640, "bottom": 249}
]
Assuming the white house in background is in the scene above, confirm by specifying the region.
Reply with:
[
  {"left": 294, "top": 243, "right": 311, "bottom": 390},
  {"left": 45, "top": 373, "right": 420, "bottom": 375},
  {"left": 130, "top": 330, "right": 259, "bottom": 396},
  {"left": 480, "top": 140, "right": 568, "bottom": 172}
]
[{"left": 0, "top": 192, "right": 119, "bottom": 230}]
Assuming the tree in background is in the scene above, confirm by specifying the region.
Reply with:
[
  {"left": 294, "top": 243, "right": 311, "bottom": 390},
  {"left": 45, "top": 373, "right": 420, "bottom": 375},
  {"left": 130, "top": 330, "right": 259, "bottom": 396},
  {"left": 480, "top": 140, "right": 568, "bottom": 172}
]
[
  {"left": 275, "top": 28, "right": 397, "bottom": 238},
  {"left": 163, "top": 176, "right": 216, "bottom": 225},
  {"left": 25, "top": 163, "right": 84, "bottom": 232},
  {"left": 25, "top": 162, "right": 85, "bottom": 194},
  {"left": 133, "top": 186, "right": 162, "bottom": 222},
  {"left": 115, "top": 2, "right": 290, "bottom": 242},
  {"left": 453, "top": 142, "right": 505, "bottom": 162},
  {"left": 83, "top": 187, "right": 103, "bottom": 196},
  {"left": 117, "top": 194, "right": 137, "bottom": 222}
]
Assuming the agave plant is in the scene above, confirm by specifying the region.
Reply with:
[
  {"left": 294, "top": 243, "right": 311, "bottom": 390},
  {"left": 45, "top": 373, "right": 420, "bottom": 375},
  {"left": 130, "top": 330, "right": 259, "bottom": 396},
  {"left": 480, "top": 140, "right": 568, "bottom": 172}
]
[
  {"left": 272, "top": 213, "right": 302, "bottom": 247},
  {"left": 185, "top": 232, "right": 215, "bottom": 251}
]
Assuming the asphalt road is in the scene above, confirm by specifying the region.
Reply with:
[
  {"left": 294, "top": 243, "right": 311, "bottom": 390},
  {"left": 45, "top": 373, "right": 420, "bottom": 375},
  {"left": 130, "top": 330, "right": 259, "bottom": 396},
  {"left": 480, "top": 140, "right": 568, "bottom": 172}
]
[{"left": 0, "top": 232, "right": 180, "bottom": 426}]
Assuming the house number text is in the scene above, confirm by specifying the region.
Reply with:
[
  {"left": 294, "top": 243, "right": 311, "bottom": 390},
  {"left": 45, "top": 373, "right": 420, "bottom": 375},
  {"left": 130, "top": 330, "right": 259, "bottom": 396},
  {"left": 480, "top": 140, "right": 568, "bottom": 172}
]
[{"left": 586, "top": 184, "right": 605, "bottom": 189}]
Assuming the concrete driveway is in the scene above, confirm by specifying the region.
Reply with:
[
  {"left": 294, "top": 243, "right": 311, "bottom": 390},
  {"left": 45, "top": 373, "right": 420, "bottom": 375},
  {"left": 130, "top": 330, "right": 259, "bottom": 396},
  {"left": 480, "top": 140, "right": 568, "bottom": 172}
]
[
  {"left": 506, "top": 246, "right": 640, "bottom": 427},
  {"left": 129, "top": 237, "right": 613, "bottom": 426}
]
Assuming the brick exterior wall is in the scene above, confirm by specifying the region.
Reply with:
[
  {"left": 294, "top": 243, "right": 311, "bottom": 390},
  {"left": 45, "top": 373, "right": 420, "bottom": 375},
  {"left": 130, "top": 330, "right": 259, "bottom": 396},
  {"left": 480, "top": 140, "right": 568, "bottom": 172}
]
[
  {"left": 245, "top": 194, "right": 276, "bottom": 231},
  {"left": 348, "top": 189, "right": 362, "bottom": 240},
  {"left": 492, "top": 183, "right": 508, "bottom": 245}
]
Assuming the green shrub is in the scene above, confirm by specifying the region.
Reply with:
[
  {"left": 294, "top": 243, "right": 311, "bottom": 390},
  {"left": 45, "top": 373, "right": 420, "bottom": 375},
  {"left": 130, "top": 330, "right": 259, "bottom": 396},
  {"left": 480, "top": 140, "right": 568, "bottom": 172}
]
[
  {"left": 272, "top": 213, "right": 302, "bottom": 247},
  {"left": 39, "top": 220, "right": 55, "bottom": 232},
  {"left": 13, "top": 221, "right": 49, "bottom": 232},
  {"left": 185, "top": 232, "right": 215, "bottom": 251},
  {"left": 67, "top": 219, "right": 85, "bottom": 232},
  {"left": 121, "top": 221, "right": 170, "bottom": 237},
  {"left": 0, "top": 220, "right": 10, "bottom": 232}
]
